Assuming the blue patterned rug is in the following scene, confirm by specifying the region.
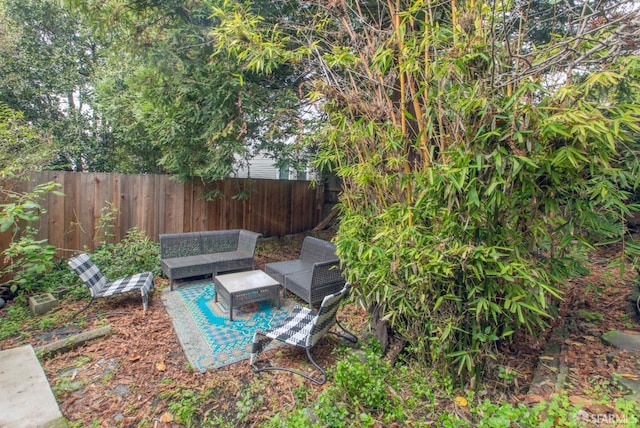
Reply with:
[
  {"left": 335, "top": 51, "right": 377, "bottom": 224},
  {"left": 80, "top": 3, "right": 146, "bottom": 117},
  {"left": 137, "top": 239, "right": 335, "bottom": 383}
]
[{"left": 161, "top": 281, "right": 293, "bottom": 372}]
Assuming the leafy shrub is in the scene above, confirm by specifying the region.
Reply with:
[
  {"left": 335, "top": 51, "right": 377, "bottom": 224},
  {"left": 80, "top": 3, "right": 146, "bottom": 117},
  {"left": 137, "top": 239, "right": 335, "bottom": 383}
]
[
  {"left": 310, "top": 344, "right": 406, "bottom": 427},
  {"left": 2, "top": 226, "right": 56, "bottom": 293},
  {"left": 0, "top": 181, "right": 63, "bottom": 295},
  {"left": 332, "top": 351, "right": 394, "bottom": 412},
  {"left": 91, "top": 227, "right": 161, "bottom": 279}
]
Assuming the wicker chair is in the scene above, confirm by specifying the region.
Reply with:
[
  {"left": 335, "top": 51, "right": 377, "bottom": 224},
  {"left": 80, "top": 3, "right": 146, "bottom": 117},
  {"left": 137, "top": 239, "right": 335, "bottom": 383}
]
[
  {"left": 68, "top": 253, "right": 154, "bottom": 318},
  {"left": 265, "top": 236, "right": 345, "bottom": 306},
  {"left": 249, "top": 283, "right": 357, "bottom": 385}
]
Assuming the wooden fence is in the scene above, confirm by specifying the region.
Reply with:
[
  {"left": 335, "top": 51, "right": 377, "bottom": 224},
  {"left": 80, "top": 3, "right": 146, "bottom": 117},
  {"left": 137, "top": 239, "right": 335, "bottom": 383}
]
[{"left": 0, "top": 171, "right": 326, "bottom": 258}]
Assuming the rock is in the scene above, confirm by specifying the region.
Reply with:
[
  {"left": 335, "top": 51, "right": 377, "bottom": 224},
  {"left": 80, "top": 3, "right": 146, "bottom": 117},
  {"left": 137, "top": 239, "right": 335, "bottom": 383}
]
[
  {"left": 601, "top": 330, "right": 640, "bottom": 352},
  {"left": 613, "top": 373, "right": 640, "bottom": 402},
  {"left": 0, "top": 297, "right": 4, "bottom": 309},
  {"left": 113, "top": 384, "right": 130, "bottom": 399}
]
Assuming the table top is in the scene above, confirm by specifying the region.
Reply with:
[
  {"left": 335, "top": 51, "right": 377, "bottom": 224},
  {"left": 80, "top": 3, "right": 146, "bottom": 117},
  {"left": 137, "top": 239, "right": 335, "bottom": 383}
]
[{"left": 214, "top": 270, "right": 279, "bottom": 293}]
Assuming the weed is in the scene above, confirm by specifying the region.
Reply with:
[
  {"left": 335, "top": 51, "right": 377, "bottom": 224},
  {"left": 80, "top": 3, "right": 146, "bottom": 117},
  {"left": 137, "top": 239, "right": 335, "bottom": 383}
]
[
  {"left": 292, "top": 385, "right": 311, "bottom": 402},
  {"left": 101, "top": 371, "right": 115, "bottom": 383},
  {"left": 266, "top": 409, "right": 319, "bottom": 428},
  {"left": 471, "top": 400, "right": 536, "bottom": 427},
  {"left": 52, "top": 376, "right": 85, "bottom": 397},
  {"left": 531, "top": 393, "right": 581, "bottom": 427},
  {"left": 38, "top": 313, "right": 60, "bottom": 330},
  {"left": 91, "top": 227, "right": 161, "bottom": 279},
  {"left": 69, "top": 418, "right": 100, "bottom": 428},
  {"left": 0, "top": 303, "right": 29, "bottom": 340},
  {"left": 168, "top": 389, "right": 200, "bottom": 427},
  {"left": 204, "top": 414, "right": 235, "bottom": 427},
  {"left": 235, "top": 388, "right": 264, "bottom": 423},
  {"left": 576, "top": 310, "right": 605, "bottom": 323},
  {"left": 497, "top": 365, "right": 517, "bottom": 383},
  {"left": 73, "top": 356, "right": 91, "bottom": 366},
  {"left": 95, "top": 202, "right": 118, "bottom": 247},
  {"left": 615, "top": 398, "right": 640, "bottom": 425},
  {"left": 160, "top": 377, "right": 173, "bottom": 385}
]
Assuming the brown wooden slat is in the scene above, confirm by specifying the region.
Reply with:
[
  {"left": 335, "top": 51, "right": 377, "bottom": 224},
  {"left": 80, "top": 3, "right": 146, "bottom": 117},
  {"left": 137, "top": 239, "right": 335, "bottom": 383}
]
[{"left": 0, "top": 172, "right": 329, "bottom": 255}]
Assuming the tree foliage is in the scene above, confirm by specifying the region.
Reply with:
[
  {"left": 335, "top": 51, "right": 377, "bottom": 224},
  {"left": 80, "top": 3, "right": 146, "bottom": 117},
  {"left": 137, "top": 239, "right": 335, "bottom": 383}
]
[
  {"left": 68, "top": 0, "right": 316, "bottom": 181},
  {"left": 212, "top": 0, "right": 640, "bottom": 384},
  {"left": 0, "top": 103, "right": 53, "bottom": 175},
  {"left": 1, "top": 0, "right": 315, "bottom": 179},
  {"left": 0, "top": 0, "right": 101, "bottom": 171}
]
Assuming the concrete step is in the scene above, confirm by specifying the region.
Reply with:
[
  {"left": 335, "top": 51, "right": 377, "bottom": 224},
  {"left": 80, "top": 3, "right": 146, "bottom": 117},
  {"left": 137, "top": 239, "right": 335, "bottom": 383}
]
[{"left": 0, "top": 345, "right": 66, "bottom": 427}]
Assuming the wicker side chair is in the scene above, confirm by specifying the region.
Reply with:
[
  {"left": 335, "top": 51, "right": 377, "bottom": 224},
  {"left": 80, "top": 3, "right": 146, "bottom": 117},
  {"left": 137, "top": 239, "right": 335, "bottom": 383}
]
[
  {"left": 249, "top": 283, "right": 357, "bottom": 385},
  {"left": 68, "top": 253, "right": 154, "bottom": 318}
]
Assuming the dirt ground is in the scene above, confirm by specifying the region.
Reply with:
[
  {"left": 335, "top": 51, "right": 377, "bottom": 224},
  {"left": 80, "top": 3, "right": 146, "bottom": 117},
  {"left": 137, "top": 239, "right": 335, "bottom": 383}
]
[{"left": 1, "top": 232, "right": 639, "bottom": 426}]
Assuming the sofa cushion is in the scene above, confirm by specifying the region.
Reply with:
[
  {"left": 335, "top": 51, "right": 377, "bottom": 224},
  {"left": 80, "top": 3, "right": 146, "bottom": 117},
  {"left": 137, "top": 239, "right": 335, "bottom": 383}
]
[
  {"left": 161, "top": 255, "right": 212, "bottom": 279},
  {"left": 265, "top": 259, "right": 314, "bottom": 284},
  {"left": 203, "top": 251, "right": 254, "bottom": 273}
]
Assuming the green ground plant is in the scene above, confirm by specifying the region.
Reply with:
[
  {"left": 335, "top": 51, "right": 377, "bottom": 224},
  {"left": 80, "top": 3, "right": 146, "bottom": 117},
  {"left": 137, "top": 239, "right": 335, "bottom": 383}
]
[
  {"left": 260, "top": 339, "right": 639, "bottom": 427},
  {"left": 166, "top": 387, "right": 218, "bottom": 428},
  {"left": 0, "top": 225, "right": 159, "bottom": 345},
  {"left": 90, "top": 227, "right": 161, "bottom": 279},
  {"left": 0, "top": 181, "right": 63, "bottom": 295},
  {"left": 267, "top": 341, "right": 425, "bottom": 427},
  {"left": 0, "top": 303, "right": 29, "bottom": 340}
]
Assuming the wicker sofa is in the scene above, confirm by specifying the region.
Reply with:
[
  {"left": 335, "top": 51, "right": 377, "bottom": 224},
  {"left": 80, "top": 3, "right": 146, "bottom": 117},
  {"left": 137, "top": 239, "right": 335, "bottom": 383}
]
[
  {"left": 265, "top": 236, "right": 345, "bottom": 306},
  {"left": 160, "top": 229, "right": 261, "bottom": 290}
]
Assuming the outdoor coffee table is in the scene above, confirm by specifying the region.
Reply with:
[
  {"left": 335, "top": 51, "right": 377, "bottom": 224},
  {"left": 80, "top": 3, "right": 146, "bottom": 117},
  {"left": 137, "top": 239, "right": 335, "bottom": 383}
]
[{"left": 213, "top": 270, "right": 280, "bottom": 321}]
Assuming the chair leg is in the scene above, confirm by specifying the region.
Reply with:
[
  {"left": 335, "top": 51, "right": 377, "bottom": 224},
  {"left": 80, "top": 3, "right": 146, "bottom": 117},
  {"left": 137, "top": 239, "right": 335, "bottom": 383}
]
[
  {"left": 304, "top": 348, "right": 328, "bottom": 385},
  {"left": 251, "top": 347, "right": 328, "bottom": 385},
  {"left": 70, "top": 297, "right": 94, "bottom": 321},
  {"left": 331, "top": 320, "right": 358, "bottom": 344}
]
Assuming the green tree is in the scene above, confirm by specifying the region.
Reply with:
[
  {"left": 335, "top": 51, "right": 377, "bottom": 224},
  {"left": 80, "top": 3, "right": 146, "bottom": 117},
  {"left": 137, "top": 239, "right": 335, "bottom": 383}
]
[
  {"left": 70, "top": 0, "right": 316, "bottom": 181},
  {"left": 211, "top": 0, "right": 640, "bottom": 384},
  {"left": 0, "top": 103, "right": 53, "bottom": 175},
  {"left": 0, "top": 0, "right": 166, "bottom": 174},
  {"left": 0, "top": 0, "right": 99, "bottom": 170}
]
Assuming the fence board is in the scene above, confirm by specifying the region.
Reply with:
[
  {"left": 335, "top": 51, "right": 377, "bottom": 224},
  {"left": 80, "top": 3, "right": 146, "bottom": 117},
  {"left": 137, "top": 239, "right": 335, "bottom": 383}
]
[{"left": 0, "top": 172, "right": 324, "bottom": 258}]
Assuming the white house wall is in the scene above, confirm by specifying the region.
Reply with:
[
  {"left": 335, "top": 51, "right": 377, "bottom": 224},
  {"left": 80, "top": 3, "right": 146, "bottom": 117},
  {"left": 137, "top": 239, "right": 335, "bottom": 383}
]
[{"left": 233, "top": 155, "right": 317, "bottom": 181}]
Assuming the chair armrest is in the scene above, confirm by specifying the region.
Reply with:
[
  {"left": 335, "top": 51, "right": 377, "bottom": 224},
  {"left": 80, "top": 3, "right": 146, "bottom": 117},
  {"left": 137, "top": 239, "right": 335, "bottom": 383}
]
[
  {"left": 238, "top": 230, "right": 262, "bottom": 255},
  {"left": 311, "top": 259, "right": 344, "bottom": 285}
]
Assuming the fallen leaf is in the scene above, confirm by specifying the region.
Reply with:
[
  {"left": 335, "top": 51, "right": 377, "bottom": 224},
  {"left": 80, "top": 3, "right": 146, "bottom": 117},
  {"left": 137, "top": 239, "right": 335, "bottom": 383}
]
[
  {"left": 522, "top": 394, "right": 544, "bottom": 404},
  {"left": 568, "top": 396, "right": 591, "bottom": 406},
  {"left": 156, "top": 361, "right": 166, "bottom": 372},
  {"left": 160, "top": 412, "right": 173, "bottom": 422},
  {"left": 129, "top": 355, "right": 141, "bottom": 362},
  {"left": 454, "top": 396, "right": 468, "bottom": 407},
  {"left": 620, "top": 373, "right": 639, "bottom": 380}
]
